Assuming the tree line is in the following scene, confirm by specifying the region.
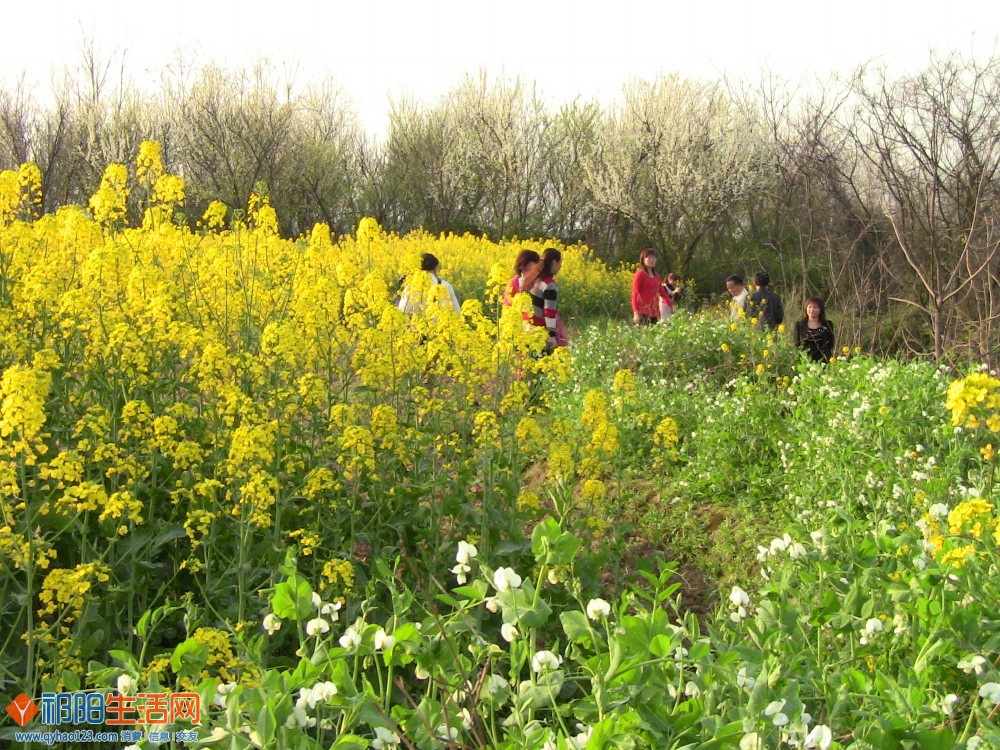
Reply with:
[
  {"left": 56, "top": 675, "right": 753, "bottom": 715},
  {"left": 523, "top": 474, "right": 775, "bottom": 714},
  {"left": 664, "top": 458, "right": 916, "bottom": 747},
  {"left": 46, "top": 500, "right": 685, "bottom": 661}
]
[{"left": 2, "top": 46, "right": 999, "bottom": 363}]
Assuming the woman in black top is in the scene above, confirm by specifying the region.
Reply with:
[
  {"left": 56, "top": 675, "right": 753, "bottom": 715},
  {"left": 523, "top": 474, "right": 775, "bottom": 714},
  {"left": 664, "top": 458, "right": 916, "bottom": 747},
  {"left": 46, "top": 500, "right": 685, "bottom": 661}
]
[{"left": 794, "top": 297, "right": 835, "bottom": 362}]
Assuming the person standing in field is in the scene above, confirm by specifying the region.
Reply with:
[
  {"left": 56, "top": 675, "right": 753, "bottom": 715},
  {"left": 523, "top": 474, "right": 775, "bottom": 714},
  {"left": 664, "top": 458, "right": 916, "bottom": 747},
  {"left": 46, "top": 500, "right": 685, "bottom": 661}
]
[
  {"left": 726, "top": 274, "right": 749, "bottom": 322},
  {"left": 794, "top": 297, "right": 835, "bottom": 362},
  {"left": 632, "top": 249, "right": 665, "bottom": 325},
  {"left": 504, "top": 250, "right": 542, "bottom": 306},
  {"left": 398, "top": 253, "right": 461, "bottom": 313},
  {"left": 748, "top": 271, "right": 784, "bottom": 330},
  {"left": 660, "top": 271, "right": 681, "bottom": 320},
  {"left": 536, "top": 247, "right": 567, "bottom": 350}
]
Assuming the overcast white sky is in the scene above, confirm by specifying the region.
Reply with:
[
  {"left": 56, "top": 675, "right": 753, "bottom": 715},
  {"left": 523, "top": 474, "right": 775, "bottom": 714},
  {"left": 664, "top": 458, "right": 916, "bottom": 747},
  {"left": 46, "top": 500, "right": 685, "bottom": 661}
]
[{"left": 2, "top": 0, "right": 997, "bottom": 136}]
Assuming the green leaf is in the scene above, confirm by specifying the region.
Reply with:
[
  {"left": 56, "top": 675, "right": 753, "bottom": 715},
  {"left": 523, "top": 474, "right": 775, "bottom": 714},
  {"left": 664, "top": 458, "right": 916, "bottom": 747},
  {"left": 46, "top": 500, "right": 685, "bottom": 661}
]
[
  {"left": 272, "top": 575, "right": 313, "bottom": 621},
  {"left": 170, "top": 638, "right": 210, "bottom": 678},
  {"left": 531, "top": 517, "right": 580, "bottom": 566},
  {"left": 109, "top": 649, "right": 140, "bottom": 672},
  {"left": 256, "top": 704, "right": 277, "bottom": 747},
  {"left": 560, "top": 610, "right": 592, "bottom": 643},
  {"left": 515, "top": 671, "right": 565, "bottom": 710},
  {"left": 331, "top": 735, "right": 370, "bottom": 750},
  {"left": 498, "top": 581, "right": 552, "bottom": 628},
  {"left": 61, "top": 669, "right": 81, "bottom": 692},
  {"left": 136, "top": 608, "right": 154, "bottom": 639}
]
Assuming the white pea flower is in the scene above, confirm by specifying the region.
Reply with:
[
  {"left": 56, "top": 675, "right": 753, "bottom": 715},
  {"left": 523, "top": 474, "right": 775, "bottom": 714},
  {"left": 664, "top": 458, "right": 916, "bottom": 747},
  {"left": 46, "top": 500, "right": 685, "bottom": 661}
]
[
  {"left": 305, "top": 618, "right": 330, "bottom": 637},
  {"left": 939, "top": 693, "right": 959, "bottom": 715},
  {"left": 804, "top": 724, "right": 832, "bottom": 749},
  {"left": 311, "top": 592, "right": 322, "bottom": 608},
  {"left": 967, "top": 738, "right": 983, "bottom": 750},
  {"left": 374, "top": 628, "right": 396, "bottom": 651},
  {"left": 979, "top": 682, "right": 1000, "bottom": 705},
  {"left": 772, "top": 711, "right": 789, "bottom": 727},
  {"left": 569, "top": 726, "right": 593, "bottom": 749},
  {"left": 729, "top": 586, "right": 750, "bottom": 607},
  {"left": 213, "top": 681, "right": 238, "bottom": 708},
  {"left": 117, "top": 673, "right": 137, "bottom": 696},
  {"left": 372, "top": 726, "right": 401, "bottom": 749},
  {"left": 296, "top": 687, "right": 316, "bottom": 711},
  {"left": 788, "top": 542, "right": 807, "bottom": 559},
  {"left": 486, "top": 674, "right": 508, "bottom": 695},
  {"left": 436, "top": 725, "right": 459, "bottom": 740},
  {"left": 451, "top": 563, "right": 471, "bottom": 585},
  {"left": 736, "top": 666, "right": 756, "bottom": 689},
  {"left": 459, "top": 708, "right": 474, "bottom": 730},
  {"left": 859, "top": 618, "right": 883, "bottom": 645},
  {"left": 673, "top": 646, "right": 688, "bottom": 660},
  {"left": 501, "top": 623, "right": 519, "bottom": 643},
  {"left": 310, "top": 681, "right": 337, "bottom": 704},
  {"left": 493, "top": 567, "right": 523, "bottom": 592},
  {"left": 320, "top": 600, "right": 342, "bottom": 620},
  {"left": 339, "top": 625, "right": 362, "bottom": 650},
  {"left": 928, "top": 503, "right": 949, "bottom": 519},
  {"left": 958, "top": 655, "right": 988, "bottom": 675},
  {"left": 531, "top": 650, "right": 563, "bottom": 673},
  {"left": 414, "top": 664, "right": 430, "bottom": 680},
  {"left": 484, "top": 596, "right": 500, "bottom": 613},
  {"left": 769, "top": 534, "right": 791, "bottom": 554},
  {"left": 586, "top": 598, "right": 611, "bottom": 621},
  {"left": 764, "top": 699, "right": 786, "bottom": 718},
  {"left": 456, "top": 540, "right": 478, "bottom": 565},
  {"left": 739, "top": 732, "right": 763, "bottom": 750},
  {"left": 683, "top": 680, "right": 700, "bottom": 697},
  {"left": 892, "top": 613, "right": 908, "bottom": 636},
  {"left": 262, "top": 613, "right": 282, "bottom": 635}
]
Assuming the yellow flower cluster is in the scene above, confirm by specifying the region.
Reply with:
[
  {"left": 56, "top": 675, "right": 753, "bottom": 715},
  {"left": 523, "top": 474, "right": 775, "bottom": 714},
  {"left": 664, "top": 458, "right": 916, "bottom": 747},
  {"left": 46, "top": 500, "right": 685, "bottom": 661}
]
[
  {"left": 187, "top": 627, "right": 260, "bottom": 688},
  {"left": 0, "top": 162, "right": 42, "bottom": 222},
  {"left": 948, "top": 498, "right": 995, "bottom": 540},
  {"left": 473, "top": 410, "right": 501, "bottom": 452},
  {"left": 610, "top": 368, "right": 638, "bottom": 409},
  {"left": 37, "top": 563, "right": 111, "bottom": 621},
  {"left": 88, "top": 163, "right": 130, "bottom": 226},
  {"left": 0, "top": 144, "right": 646, "bottom": 688},
  {"left": 920, "top": 497, "right": 999, "bottom": 569},
  {"left": 322, "top": 558, "right": 356, "bottom": 594},
  {"left": 946, "top": 372, "right": 1000, "bottom": 430}
]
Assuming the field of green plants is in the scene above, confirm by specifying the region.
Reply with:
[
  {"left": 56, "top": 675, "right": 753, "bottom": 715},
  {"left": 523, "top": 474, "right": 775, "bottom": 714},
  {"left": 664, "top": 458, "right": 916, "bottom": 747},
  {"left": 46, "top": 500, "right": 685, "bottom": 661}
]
[{"left": 2, "top": 149, "right": 1000, "bottom": 749}]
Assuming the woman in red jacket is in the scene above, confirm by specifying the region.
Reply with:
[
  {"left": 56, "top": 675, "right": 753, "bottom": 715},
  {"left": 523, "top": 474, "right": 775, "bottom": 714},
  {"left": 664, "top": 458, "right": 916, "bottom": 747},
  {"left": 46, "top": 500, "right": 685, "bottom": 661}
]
[{"left": 631, "top": 248, "right": 665, "bottom": 325}]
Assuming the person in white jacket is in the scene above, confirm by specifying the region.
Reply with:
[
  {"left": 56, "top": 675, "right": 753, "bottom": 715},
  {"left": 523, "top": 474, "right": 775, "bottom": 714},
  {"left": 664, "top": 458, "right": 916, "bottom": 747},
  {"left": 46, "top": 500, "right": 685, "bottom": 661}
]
[{"left": 398, "top": 253, "right": 461, "bottom": 314}]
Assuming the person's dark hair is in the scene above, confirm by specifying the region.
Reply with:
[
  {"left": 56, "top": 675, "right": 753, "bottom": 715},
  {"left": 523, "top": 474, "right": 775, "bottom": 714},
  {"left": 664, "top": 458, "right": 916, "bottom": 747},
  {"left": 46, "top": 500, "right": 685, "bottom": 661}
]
[
  {"left": 639, "top": 248, "right": 658, "bottom": 273},
  {"left": 541, "top": 247, "right": 562, "bottom": 278},
  {"left": 802, "top": 296, "right": 828, "bottom": 323},
  {"left": 754, "top": 271, "right": 770, "bottom": 288},
  {"left": 514, "top": 249, "right": 541, "bottom": 276},
  {"left": 420, "top": 253, "right": 440, "bottom": 273},
  {"left": 726, "top": 274, "right": 744, "bottom": 286},
  {"left": 666, "top": 272, "right": 678, "bottom": 284}
]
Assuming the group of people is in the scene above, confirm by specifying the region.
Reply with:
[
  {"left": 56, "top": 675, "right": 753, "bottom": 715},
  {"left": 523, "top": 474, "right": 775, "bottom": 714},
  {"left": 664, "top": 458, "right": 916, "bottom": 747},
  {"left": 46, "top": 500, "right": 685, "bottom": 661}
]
[
  {"left": 397, "top": 248, "right": 569, "bottom": 353},
  {"left": 504, "top": 248, "right": 568, "bottom": 351},
  {"left": 631, "top": 251, "right": 835, "bottom": 363},
  {"left": 630, "top": 248, "right": 681, "bottom": 325},
  {"left": 400, "top": 247, "right": 837, "bottom": 363}
]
